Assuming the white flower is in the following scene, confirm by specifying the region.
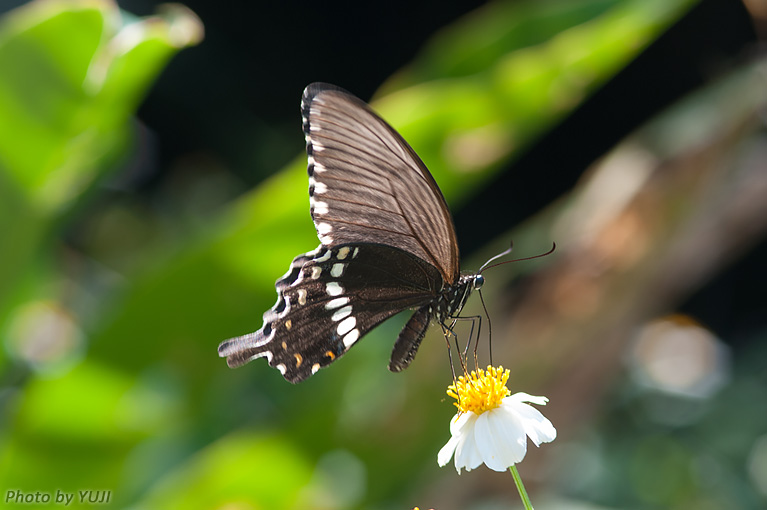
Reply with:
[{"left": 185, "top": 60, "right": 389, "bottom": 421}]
[{"left": 437, "top": 366, "right": 556, "bottom": 473}]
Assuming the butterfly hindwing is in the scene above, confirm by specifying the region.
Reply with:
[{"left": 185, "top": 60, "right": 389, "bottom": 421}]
[{"left": 218, "top": 243, "right": 445, "bottom": 383}]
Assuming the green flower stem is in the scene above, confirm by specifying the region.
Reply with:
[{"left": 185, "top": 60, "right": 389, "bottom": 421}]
[{"left": 509, "top": 465, "right": 534, "bottom": 510}]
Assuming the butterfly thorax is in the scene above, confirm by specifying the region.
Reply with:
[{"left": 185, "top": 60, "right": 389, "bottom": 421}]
[
  {"left": 435, "top": 273, "right": 483, "bottom": 323},
  {"left": 386, "top": 272, "right": 483, "bottom": 374}
]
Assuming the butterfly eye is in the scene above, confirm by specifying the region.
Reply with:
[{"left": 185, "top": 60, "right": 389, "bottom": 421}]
[{"left": 473, "top": 275, "right": 485, "bottom": 290}]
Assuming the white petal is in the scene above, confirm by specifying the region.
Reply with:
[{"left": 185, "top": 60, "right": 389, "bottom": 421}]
[
  {"left": 453, "top": 413, "right": 481, "bottom": 473},
  {"left": 438, "top": 412, "right": 482, "bottom": 474},
  {"left": 509, "top": 392, "right": 549, "bottom": 406},
  {"left": 474, "top": 407, "right": 527, "bottom": 471},
  {"left": 503, "top": 397, "right": 557, "bottom": 446},
  {"left": 438, "top": 435, "right": 460, "bottom": 468},
  {"left": 437, "top": 414, "right": 465, "bottom": 468},
  {"left": 450, "top": 411, "right": 474, "bottom": 435},
  {"left": 459, "top": 434, "right": 482, "bottom": 473},
  {"left": 454, "top": 425, "right": 483, "bottom": 473}
]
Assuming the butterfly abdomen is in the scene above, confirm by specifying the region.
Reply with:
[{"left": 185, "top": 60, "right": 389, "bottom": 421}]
[{"left": 389, "top": 305, "right": 432, "bottom": 372}]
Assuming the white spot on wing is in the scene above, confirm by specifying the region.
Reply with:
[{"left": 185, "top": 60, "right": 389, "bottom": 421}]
[
  {"left": 305, "top": 245, "right": 322, "bottom": 258},
  {"left": 343, "top": 329, "right": 360, "bottom": 348},
  {"left": 326, "top": 282, "right": 344, "bottom": 296},
  {"left": 325, "top": 297, "right": 349, "bottom": 309},
  {"left": 312, "top": 363, "right": 320, "bottom": 374},
  {"left": 337, "top": 316, "right": 356, "bottom": 336},
  {"left": 276, "top": 363, "right": 286, "bottom": 374},
  {"left": 331, "top": 305, "right": 352, "bottom": 322},
  {"left": 244, "top": 350, "right": 272, "bottom": 364},
  {"left": 315, "top": 250, "right": 332, "bottom": 263},
  {"left": 317, "top": 223, "right": 332, "bottom": 235},
  {"left": 330, "top": 263, "right": 344, "bottom": 277},
  {"left": 313, "top": 201, "right": 329, "bottom": 215},
  {"left": 297, "top": 289, "right": 307, "bottom": 305},
  {"left": 314, "top": 181, "right": 328, "bottom": 194},
  {"left": 289, "top": 272, "right": 305, "bottom": 288},
  {"left": 311, "top": 266, "right": 322, "bottom": 279},
  {"left": 352, "top": 247, "right": 360, "bottom": 258},
  {"left": 337, "top": 247, "right": 350, "bottom": 260}
]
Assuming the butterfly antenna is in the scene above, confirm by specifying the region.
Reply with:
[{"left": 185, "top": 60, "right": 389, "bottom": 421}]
[
  {"left": 475, "top": 241, "right": 556, "bottom": 367},
  {"left": 480, "top": 241, "right": 556, "bottom": 274},
  {"left": 479, "top": 241, "right": 514, "bottom": 273}
]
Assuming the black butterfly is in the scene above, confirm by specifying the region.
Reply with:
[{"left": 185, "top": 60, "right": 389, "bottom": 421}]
[{"left": 218, "top": 82, "right": 486, "bottom": 383}]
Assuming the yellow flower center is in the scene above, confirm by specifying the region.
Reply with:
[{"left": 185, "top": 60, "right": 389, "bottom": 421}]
[{"left": 447, "top": 365, "right": 511, "bottom": 415}]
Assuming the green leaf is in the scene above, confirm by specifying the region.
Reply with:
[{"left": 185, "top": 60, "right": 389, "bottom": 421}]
[
  {"left": 0, "top": 0, "right": 202, "bottom": 330},
  {"left": 134, "top": 431, "right": 313, "bottom": 510}
]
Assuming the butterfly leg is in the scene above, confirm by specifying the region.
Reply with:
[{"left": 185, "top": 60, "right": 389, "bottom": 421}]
[
  {"left": 446, "top": 318, "right": 464, "bottom": 368},
  {"left": 447, "top": 315, "right": 483, "bottom": 370},
  {"left": 440, "top": 322, "right": 462, "bottom": 382},
  {"left": 442, "top": 319, "right": 481, "bottom": 376},
  {"left": 466, "top": 315, "right": 483, "bottom": 370}
]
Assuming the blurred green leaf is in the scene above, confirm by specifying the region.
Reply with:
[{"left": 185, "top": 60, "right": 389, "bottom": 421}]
[
  {"left": 133, "top": 431, "right": 313, "bottom": 510},
  {"left": 0, "top": 0, "right": 202, "bottom": 331},
  {"left": 378, "top": 0, "right": 695, "bottom": 200}
]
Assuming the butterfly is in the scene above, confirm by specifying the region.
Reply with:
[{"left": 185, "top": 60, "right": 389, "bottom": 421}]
[{"left": 218, "top": 82, "right": 488, "bottom": 383}]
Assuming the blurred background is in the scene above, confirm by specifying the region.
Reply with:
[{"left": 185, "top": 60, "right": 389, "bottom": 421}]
[{"left": 0, "top": 0, "right": 765, "bottom": 509}]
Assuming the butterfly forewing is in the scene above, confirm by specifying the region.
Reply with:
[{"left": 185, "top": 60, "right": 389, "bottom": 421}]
[
  {"left": 218, "top": 243, "right": 445, "bottom": 382},
  {"left": 302, "top": 83, "right": 460, "bottom": 283}
]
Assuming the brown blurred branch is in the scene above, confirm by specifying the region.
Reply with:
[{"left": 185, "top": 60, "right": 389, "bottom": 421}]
[{"left": 508, "top": 58, "right": 767, "bottom": 433}]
